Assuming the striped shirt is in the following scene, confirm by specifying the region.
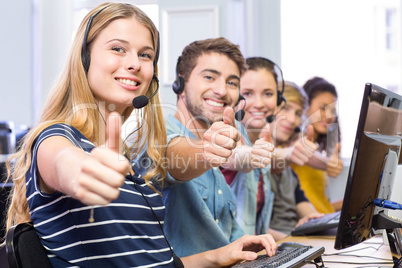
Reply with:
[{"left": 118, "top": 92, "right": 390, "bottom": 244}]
[{"left": 26, "top": 123, "right": 175, "bottom": 267}]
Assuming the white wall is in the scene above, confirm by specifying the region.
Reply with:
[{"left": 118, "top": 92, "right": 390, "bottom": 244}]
[
  {"left": 281, "top": 0, "right": 402, "bottom": 159},
  {"left": 0, "top": 0, "right": 73, "bottom": 128},
  {"left": 0, "top": 0, "right": 32, "bottom": 127},
  {"left": 158, "top": 0, "right": 226, "bottom": 112},
  {"left": 35, "top": 0, "right": 73, "bottom": 114}
]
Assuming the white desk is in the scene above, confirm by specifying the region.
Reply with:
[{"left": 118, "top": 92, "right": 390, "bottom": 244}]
[{"left": 278, "top": 233, "right": 394, "bottom": 267}]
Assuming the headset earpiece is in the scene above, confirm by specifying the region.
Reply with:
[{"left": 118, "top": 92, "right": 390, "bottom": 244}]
[
  {"left": 272, "top": 59, "right": 286, "bottom": 107},
  {"left": 81, "top": 5, "right": 110, "bottom": 73},
  {"left": 153, "top": 34, "right": 160, "bottom": 70},
  {"left": 277, "top": 93, "right": 286, "bottom": 106},
  {"left": 172, "top": 56, "right": 184, "bottom": 95},
  {"left": 82, "top": 51, "right": 91, "bottom": 73},
  {"left": 172, "top": 76, "right": 185, "bottom": 95}
]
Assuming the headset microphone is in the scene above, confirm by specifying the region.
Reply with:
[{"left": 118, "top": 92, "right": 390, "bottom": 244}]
[
  {"left": 132, "top": 74, "right": 159, "bottom": 109},
  {"left": 235, "top": 110, "right": 245, "bottom": 121},
  {"left": 266, "top": 114, "right": 275, "bottom": 123},
  {"left": 294, "top": 127, "right": 301, "bottom": 133},
  {"left": 234, "top": 94, "right": 246, "bottom": 121},
  {"left": 266, "top": 95, "right": 287, "bottom": 123}
]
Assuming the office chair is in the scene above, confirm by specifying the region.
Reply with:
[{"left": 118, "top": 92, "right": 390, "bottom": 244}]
[{"left": 5, "top": 222, "right": 51, "bottom": 268}]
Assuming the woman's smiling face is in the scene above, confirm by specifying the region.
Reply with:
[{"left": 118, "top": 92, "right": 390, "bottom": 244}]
[
  {"left": 307, "top": 91, "right": 337, "bottom": 135},
  {"left": 87, "top": 17, "right": 156, "bottom": 114},
  {"left": 240, "top": 69, "right": 278, "bottom": 132}
]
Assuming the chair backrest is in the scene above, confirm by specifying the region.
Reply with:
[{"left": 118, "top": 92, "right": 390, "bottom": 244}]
[
  {"left": 5, "top": 222, "right": 52, "bottom": 268},
  {"left": 0, "top": 244, "right": 10, "bottom": 267}
]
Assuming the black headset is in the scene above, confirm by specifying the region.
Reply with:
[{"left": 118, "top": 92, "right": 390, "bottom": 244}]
[
  {"left": 277, "top": 78, "right": 286, "bottom": 106},
  {"left": 81, "top": 4, "right": 160, "bottom": 74},
  {"left": 81, "top": 5, "right": 108, "bottom": 73},
  {"left": 172, "top": 56, "right": 185, "bottom": 95}
]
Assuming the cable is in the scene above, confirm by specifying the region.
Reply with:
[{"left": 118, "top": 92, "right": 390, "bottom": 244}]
[
  {"left": 130, "top": 177, "right": 173, "bottom": 248},
  {"left": 325, "top": 254, "right": 392, "bottom": 261},
  {"left": 95, "top": 102, "right": 107, "bottom": 126},
  {"left": 323, "top": 245, "right": 383, "bottom": 256},
  {"left": 374, "top": 199, "right": 402, "bottom": 210},
  {"left": 302, "top": 259, "right": 326, "bottom": 268},
  {"left": 128, "top": 174, "right": 184, "bottom": 268},
  {"left": 123, "top": 109, "right": 144, "bottom": 146},
  {"left": 323, "top": 244, "right": 393, "bottom": 261},
  {"left": 323, "top": 260, "right": 394, "bottom": 265},
  {"left": 321, "top": 244, "right": 395, "bottom": 266}
]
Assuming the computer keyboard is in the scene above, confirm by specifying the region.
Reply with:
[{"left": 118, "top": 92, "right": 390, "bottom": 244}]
[
  {"left": 232, "top": 242, "right": 325, "bottom": 268},
  {"left": 291, "top": 211, "right": 340, "bottom": 236}
]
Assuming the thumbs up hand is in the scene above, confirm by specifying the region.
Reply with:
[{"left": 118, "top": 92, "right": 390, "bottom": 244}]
[
  {"left": 327, "top": 142, "right": 343, "bottom": 178},
  {"left": 223, "top": 106, "right": 237, "bottom": 127},
  {"left": 306, "top": 124, "right": 315, "bottom": 143},
  {"left": 202, "top": 107, "right": 241, "bottom": 167},
  {"left": 285, "top": 125, "right": 317, "bottom": 166},
  {"left": 260, "top": 124, "right": 273, "bottom": 143},
  {"left": 250, "top": 124, "right": 275, "bottom": 168},
  {"left": 75, "top": 112, "right": 130, "bottom": 205}
]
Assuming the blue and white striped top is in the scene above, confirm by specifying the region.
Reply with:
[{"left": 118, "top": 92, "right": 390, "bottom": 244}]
[{"left": 26, "top": 123, "right": 175, "bottom": 267}]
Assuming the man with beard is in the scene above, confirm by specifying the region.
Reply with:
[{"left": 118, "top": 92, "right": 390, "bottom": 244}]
[{"left": 162, "top": 37, "right": 248, "bottom": 257}]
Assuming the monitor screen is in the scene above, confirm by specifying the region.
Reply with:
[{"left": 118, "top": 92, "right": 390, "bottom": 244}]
[{"left": 335, "top": 83, "right": 402, "bottom": 250}]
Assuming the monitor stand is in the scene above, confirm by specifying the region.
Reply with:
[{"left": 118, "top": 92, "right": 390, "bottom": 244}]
[
  {"left": 386, "top": 228, "right": 402, "bottom": 266},
  {"left": 373, "top": 211, "right": 402, "bottom": 265}
]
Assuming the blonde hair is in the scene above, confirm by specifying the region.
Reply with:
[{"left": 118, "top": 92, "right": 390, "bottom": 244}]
[
  {"left": 281, "top": 81, "right": 308, "bottom": 111},
  {"left": 278, "top": 81, "right": 308, "bottom": 145},
  {"left": 4, "top": 2, "right": 166, "bottom": 236}
]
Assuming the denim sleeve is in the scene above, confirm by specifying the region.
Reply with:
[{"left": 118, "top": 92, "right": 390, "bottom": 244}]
[
  {"left": 163, "top": 118, "right": 188, "bottom": 186},
  {"left": 229, "top": 215, "right": 246, "bottom": 242},
  {"left": 163, "top": 133, "right": 186, "bottom": 187}
]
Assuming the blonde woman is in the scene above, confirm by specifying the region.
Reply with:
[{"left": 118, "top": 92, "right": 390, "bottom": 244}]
[
  {"left": 268, "top": 81, "right": 323, "bottom": 240},
  {"left": 4, "top": 3, "right": 276, "bottom": 267}
]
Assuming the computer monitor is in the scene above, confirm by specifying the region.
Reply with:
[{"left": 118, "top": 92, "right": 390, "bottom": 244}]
[{"left": 334, "top": 83, "right": 402, "bottom": 265}]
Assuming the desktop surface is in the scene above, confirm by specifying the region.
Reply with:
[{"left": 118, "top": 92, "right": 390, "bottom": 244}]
[{"left": 278, "top": 234, "right": 394, "bottom": 267}]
